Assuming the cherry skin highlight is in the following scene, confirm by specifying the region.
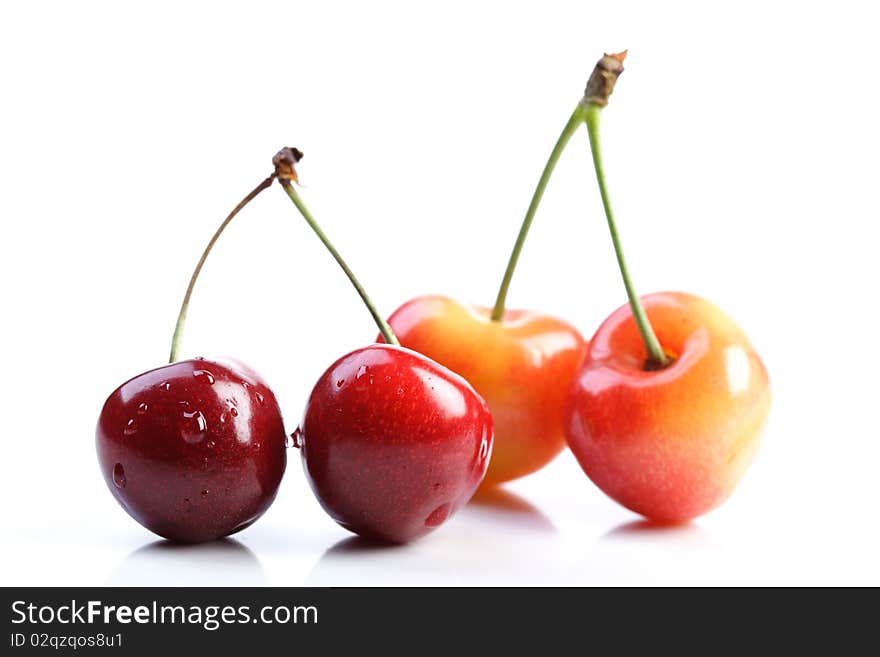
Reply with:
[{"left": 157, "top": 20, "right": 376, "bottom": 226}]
[
  {"left": 383, "top": 295, "right": 586, "bottom": 485},
  {"left": 564, "top": 292, "right": 770, "bottom": 523},
  {"left": 96, "top": 358, "right": 287, "bottom": 543},
  {"left": 298, "top": 343, "right": 494, "bottom": 544}
]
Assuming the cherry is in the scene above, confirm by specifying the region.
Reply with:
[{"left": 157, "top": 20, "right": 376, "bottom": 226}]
[
  {"left": 564, "top": 52, "right": 771, "bottom": 522},
  {"left": 566, "top": 293, "right": 769, "bottom": 522},
  {"left": 96, "top": 358, "right": 287, "bottom": 543},
  {"left": 96, "top": 174, "right": 286, "bottom": 543},
  {"left": 272, "top": 149, "right": 494, "bottom": 542},
  {"left": 384, "top": 76, "right": 594, "bottom": 485},
  {"left": 300, "top": 344, "right": 492, "bottom": 543}
]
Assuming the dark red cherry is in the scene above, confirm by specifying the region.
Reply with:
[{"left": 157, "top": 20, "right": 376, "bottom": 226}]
[
  {"left": 298, "top": 344, "right": 494, "bottom": 544},
  {"left": 96, "top": 358, "right": 287, "bottom": 543}
]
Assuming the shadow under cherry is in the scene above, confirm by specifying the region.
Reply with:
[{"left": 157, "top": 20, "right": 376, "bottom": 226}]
[
  {"left": 467, "top": 485, "right": 557, "bottom": 534},
  {"left": 107, "top": 537, "right": 266, "bottom": 586}
]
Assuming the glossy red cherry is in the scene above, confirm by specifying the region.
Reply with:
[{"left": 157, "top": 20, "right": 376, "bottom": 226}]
[
  {"left": 96, "top": 358, "right": 287, "bottom": 543},
  {"left": 272, "top": 149, "right": 494, "bottom": 543},
  {"left": 298, "top": 344, "right": 494, "bottom": 544}
]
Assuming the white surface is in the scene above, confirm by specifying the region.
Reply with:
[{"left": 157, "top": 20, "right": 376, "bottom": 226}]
[{"left": 2, "top": 1, "right": 878, "bottom": 586}]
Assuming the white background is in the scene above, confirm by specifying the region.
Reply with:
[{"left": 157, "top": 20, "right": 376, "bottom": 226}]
[{"left": 2, "top": 1, "right": 878, "bottom": 586}]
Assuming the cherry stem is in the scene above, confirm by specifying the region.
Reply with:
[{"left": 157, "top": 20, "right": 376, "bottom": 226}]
[
  {"left": 169, "top": 174, "right": 276, "bottom": 363},
  {"left": 583, "top": 102, "right": 668, "bottom": 368},
  {"left": 279, "top": 179, "right": 400, "bottom": 346},
  {"left": 490, "top": 105, "right": 587, "bottom": 321}
]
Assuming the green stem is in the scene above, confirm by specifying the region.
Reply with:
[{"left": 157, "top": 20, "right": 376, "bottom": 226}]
[
  {"left": 279, "top": 180, "right": 400, "bottom": 346},
  {"left": 169, "top": 174, "right": 276, "bottom": 363},
  {"left": 583, "top": 103, "right": 669, "bottom": 368},
  {"left": 490, "top": 105, "right": 587, "bottom": 321}
]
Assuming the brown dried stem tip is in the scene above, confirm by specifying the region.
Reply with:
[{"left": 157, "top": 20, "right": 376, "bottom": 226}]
[
  {"left": 583, "top": 50, "right": 627, "bottom": 107},
  {"left": 273, "top": 146, "right": 304, "bottom": 184}
]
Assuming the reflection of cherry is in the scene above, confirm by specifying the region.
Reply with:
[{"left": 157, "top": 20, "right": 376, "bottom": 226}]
[
  {"left": 273, "top": 149, "right": 494, "bottom": 543},
  {"left": 96, "top": 175, "right": 286, "bottom": 543},
  {"left": 564, "top": 53, "right": 771, "bottom": 522}
]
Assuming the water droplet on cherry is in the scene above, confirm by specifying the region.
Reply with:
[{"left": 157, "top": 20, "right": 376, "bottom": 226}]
[
  {"left": 201, "top": 489, "right": 209, "bottom": 497},
  {"left": 229, "top": 406, "right": 239, "bottom": 418},
  {"left": 355, "top": 364, "right": 374, "bottom": 389},
  {"left": 425, "top": 503, "right": 452, "bottom": 527},
  {"left": 336, "top": 379, "right": 345, "bottom": 388},
  {"left": 181, "top": 409, "right": 208, "bottom": 444},
  {"left": 255, "top": 391, "right": 265, "bottom": 405},
  {"left": 137, "top": 402, "right": 149, "bottom": 414},
  {"left": 123, "top": 419, "right": 138, "bottom": 436},
  {"left": 112, "top": 463, "right": 126, "bottom": 488},
  {"left": 160, "top": 381, "right": 171, "bottom": 392},
  {"left": 478, "top": 437, "right": 489, "bottom": 461},
  {"left": 193, "top": 369, "right": 215, "bottom": 385}
]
